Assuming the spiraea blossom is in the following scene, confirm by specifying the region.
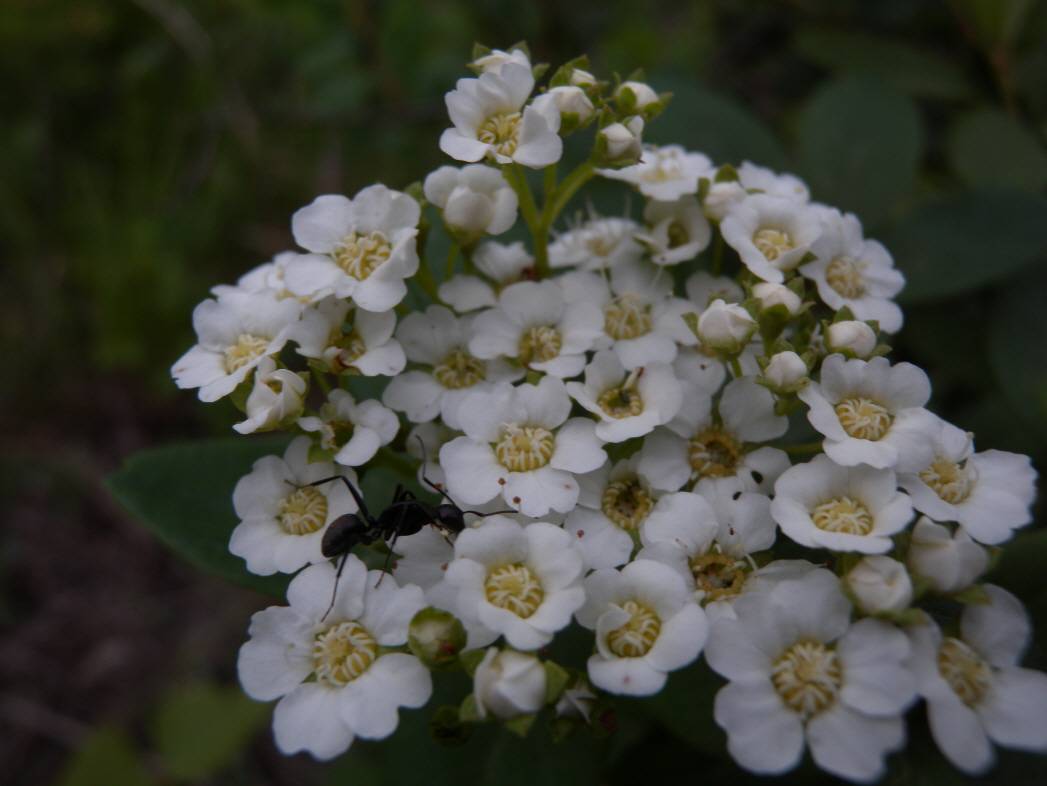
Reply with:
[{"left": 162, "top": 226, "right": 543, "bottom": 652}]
[{"left": 168, "top": 44, "right": 1041, "bottom": 780}]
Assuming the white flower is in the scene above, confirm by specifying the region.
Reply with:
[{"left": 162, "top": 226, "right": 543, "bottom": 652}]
[
  {"left": 672, "top": 346, "right": 727, "bottom": 396},
  {"left": 228, "top": 437, "right": 359, "bottom": 575},
  {"left": 439, "top": 376, "right": 607, "bottom": 517},
  {"left": 638, "top": 376, "right": 789, "bottom": 495},
  {"left": 212, "top": 251, "right": 315, "bottom": 305},
  {"left": 438, "top": 240, "right": 535, "bottom": 314},
  {"left": 440, "top": 63, "right": 562, "bottom": 168},
  {"left": 237, "top": 558, "right": 430, "bottom": 760},
  {"left": 469, "top": 279, "right": 603, "bottom": 377},
  {"left": 548, "top": 215, "right": 644, "bottom": 271},
  {"left": 286, "top": 185, "right": 420, "bottom": 312},
  {"left": 752, "top": 282, "right": 802, "bottom": 316},
  {"left": 569, "top": 67, "right": 597, "bottom": 87},
  {"left": 702, "top": 161, "right": 810, "bottom": 222},
  {"left": 763, "top": 350, "right": 808, "bottom": 392},
  {"left": 772, "top": 454, "right": 913, "bottom": 554},
  {"left": 576, "top": 560, "right": 708, "bottom": 696},
  {"left": 382, "top": 305, "right": 522, "bottom": 429},
  {"left": 685, "top": 271, "right": 744, "bottom": 308},
  {"left": 423, "top": 164, "right": 518, "bottom": 243},
  {"left": 720, "top": 194, "right": 823, "bottom": 283},
  {"left": 471, "top": 47, "right": 531, "bottom": 74},
  {"left": 598, "top": 116, "right": 644, "bottom": 163},
  {"left": 445, "top": 516, "right": 585, "bottom": 650},
  {"left": 391, "top": 524, "right": 458, "bottom": 611},
  {"left": 532, "top": 86, "right": 594, "bottom": 125},
  {"left": 290, "top": 297, "right": 406, "bottom": 377},
  {"left": 898, "top": 419, "right": 1037, "bottom": 545},
  {"left": 695, "top": 298, "right": 756, "bottom": 354},
  {"left": 826, "top": 320, "right": 877, "bottom": 358},
  {"left": 565, "top": 456, "right": 658, "bottom": 570},
  {"left": 567, "top": 351, "right": 682, "bottom": 443},
  {"left": 635, "top": 196, "right": 711, "bottom": 266},
  {"left": 844, "top": 556, "right": 913, "bottom": 615},
  {"left": 799, "top": 355, "right": 937, "bottom": 472},
  {"left": 636, "top": 490, "right": 775, "bottom": 620},
  {"left": 615, "top": 80, "right": 660, "bottom": 111},
  {"left": 473, "top": 648, "right": 547, "bottom": 720},
  {"left": 707, "top": 567, "right": 915, "bottom": 782},
  {"left": 803, "top": 210, "right": 904, "bottom": 333},
  {"left": 598, "top": 145, "right": 713, "bottom": 201},
  {"left": 298, "top": 389, "right": 398, "bottom": 467},
  {"left": 172, "top": 291, "right": 301, "bottom": 403},
  {"left": 906, "top": 517, "right": 989, "bottom": 594},
  {"left": 234, "top": 358, "right": 307, "bottom": 435},
  {"left": 907, "top": 585, "right": 1047, "bottom": 774}
]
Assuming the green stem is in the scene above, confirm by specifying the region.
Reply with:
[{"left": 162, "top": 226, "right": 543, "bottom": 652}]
[
  {"left": 728, "top": 356, "right": 744, "bottom": 378},
  {"left": 544, "top": 160, "right": 595, "bottom": 228},
  {"left": 781, "top": 440, "right": 823, "bottom": 456},
  {"left": 711, "top": 233, "right": 724, "bottom": 277},
  {"left": 310, "top": 365, "right": 332, "bottom": 396},
  {"left": 543, "top": 163, "right": 558, "bottom": 202},
  {"left": 445, "top": 242, "right": 459, "bottom": 279}
]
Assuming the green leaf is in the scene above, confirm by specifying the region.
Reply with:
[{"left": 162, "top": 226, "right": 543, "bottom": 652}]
[
  {"left": 947, "top": 108, "right": 1047, "bottom": 192},
  {"left": 106, "top": 435, "right": 292, "bottom": 596},
  {"left": 951, "top": 0, "right": 1040, "bottom": 47},
  {"left": 988, "top": 269, "right": 1047, "bottom": 439},
  {"left": 796, "top": 75, "right": 923, "bottom": 228},
  {"left": 151, "top": 681, "right": 269, "bottom": 780},
  {"left": 57, "top": 727, "right": 153, "bottom": 786},
  {"left": 886, "top": 191, "right": 1047, "bottom": 303},
  {"left": 646, "top": 76, "right": 787, "bottom": 169},
  {"left": 793, "top": 27, "right": 975, "bottom": 100},
  {"left": 638, "top": 660, "right": 725, "bottom": 757}
]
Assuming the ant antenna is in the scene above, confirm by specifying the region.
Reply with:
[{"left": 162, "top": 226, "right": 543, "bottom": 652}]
[{"left": 413, "top": 436, "right": 517, "bottom": 520}]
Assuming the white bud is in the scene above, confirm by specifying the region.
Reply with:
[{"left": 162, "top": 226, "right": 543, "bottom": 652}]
[
  {"left": 617, "top": 80, "right": 659, "bottom": 109},
  {"left": 907, "top": 517, "right": 989, "bottom": 594},
  {"left": 569, "top": 67, "right": 597, "bottom": 88},
  {"left": 541, "top": 86, "right": 594, "bottom": 123},
  {"left": 423, "top": 165, "right": 518, "bottom": 244},
  {"left": 471, "top": 48, "right": 531, "bottom": 74},
  {"left": 826, "top": 320, "right": 877, "bottom": 358},
  {"left": 474, "top": 648, "right": 546, "bottom": 720},
  {"left": 696, "top": 298, "right": 756, "bottom": 354},
  {"left": 763, "top": 351, "right": 808, "bottom": 390},
  {"left": 752, "top": 282, "right": 802, "bottom": 315},
  {"left": 845, "top": 556, "right": 913, "bottom": 614},
  {"left": 598, "top": 117, "right": 644, "bottom": 162},
  {"left": 234, "top": 358, "right": 306, "bottom": 435}
]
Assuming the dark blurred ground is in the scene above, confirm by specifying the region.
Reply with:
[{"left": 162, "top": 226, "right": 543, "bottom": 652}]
[{"left": 3, "top": 1, "right": 1047, "bottom": 784}]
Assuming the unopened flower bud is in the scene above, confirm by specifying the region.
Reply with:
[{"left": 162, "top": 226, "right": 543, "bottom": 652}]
[
  {"left": 696, "top": 298, "right": 756, "bottom": 354},
  {"left": 471, "top": 47, "right": 531, "bottom": 74},
  {"left": 474, "top": 648, "right": 546, "bottom": 720},
  {"left": 570, "top": 67, "right": 597, "bottom": 88},
  {"left": 827, "top": 320, "right": 877, "bottom": 358},
  {"left": 408, "top": 607, "right": 467, "bottom": 668},
  {"left": 616, "top": 80, "right": 659, "bottom": 110},
  {"left": 234, "top": 358, "right": 307, "bottom": 435},
  {"left": 539, "top": 86, "right": 594, "bottom": 125},
  {"left": 907, "top": 517, "right": 989, "bottom": 594},
  {"left": 423, "top": 165, "right": 517, "bottom": 245},
  {"left": 598, "top": 117, "right": 644, "bottom": 164},
  {"left": 845, "top": 556, "right": 913, "bottom": 615},
  {"left": 752, "top": 282, "right": 802, "bottom": 316},
  {"left": 763, "top": 351, "right": 808, "bottom": 392}
]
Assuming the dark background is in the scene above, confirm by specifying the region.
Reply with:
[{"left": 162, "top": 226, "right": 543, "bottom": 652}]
[{"left": 3, "top": 1, "right": 1047, "bottom": 784}]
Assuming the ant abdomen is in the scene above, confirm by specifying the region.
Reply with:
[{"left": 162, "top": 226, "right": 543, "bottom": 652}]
[{"left": 321, "top": 513, "right": 371, "bottom": 558}]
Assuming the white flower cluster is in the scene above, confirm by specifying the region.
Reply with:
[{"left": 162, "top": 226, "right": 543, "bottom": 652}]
[{"left": 172, "top": 44, "right": 1044, "bottom": 781}]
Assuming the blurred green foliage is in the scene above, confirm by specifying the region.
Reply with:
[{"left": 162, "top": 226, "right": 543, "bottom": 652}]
[{"left": 11, "top": 0, "right": 1047, "bottom": 784}]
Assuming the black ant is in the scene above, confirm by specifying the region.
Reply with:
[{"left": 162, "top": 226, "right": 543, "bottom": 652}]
[{"left": 301, "top": 439, "right": 511, "bottom": 620}]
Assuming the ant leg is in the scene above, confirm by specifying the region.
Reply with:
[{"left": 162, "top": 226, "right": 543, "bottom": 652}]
[
  {"left": 306, "top": 475, "right": 373, "bottom": 521},
  {"left": 320, "top": 552, "right": 350, "bottom": 623},
  {"left": 462, "top": 508, "right": 517, "bottom": 518},
  {"left": 413, "top": 435, "right": 457, "bottom": 505}
]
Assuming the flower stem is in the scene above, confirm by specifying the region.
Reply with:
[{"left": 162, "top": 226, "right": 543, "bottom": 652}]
[
  {"left": 711, "top": 233, "right": 724, "bottom": 277},
  {"left": 781, "top": 440, "right": 823, "bottom": 456},
  {"left": 445, "top": 242, "right": 459, "bottom": 279},
  {"left": 728, "top": 356, "right": 744, "bottom": 378}
]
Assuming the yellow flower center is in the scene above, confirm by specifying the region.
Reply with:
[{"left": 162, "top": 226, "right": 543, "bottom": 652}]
[
  {"left": 433, "top": 349, "right": 486, "bottom": 389},
  {"left": 919, "top": 457, "right": 975, "bottom": 504},
  {"left": 752, "top": 227, "right": 794, "bottom": 261},
  {"left": 771, "top": 640, "right": 843, "bottom": 718},
  {"left": 938, "top": 637, "right": 992, "bottom": 706},
  {"left": 811, "top": 496, "right": 874, "bottom": 535},
  {"left": 277, "top": 486, "right": 329, "bottom": 535},
  {"left": 690, "top": 550, "right": 751, "bottom": 602},
  {"left": 835, "top": 396, "right": 893, "bottom": 441},
  {"left": 312, "top": 621, "right": 378, "bottom": 686},
  {"left": 223, "top": 333, "right": 269, "bottom": 373},
  {"left": 604, "top": 295, "right": 652, "bottom": 340},
  {"left": 518, "top": 325, "right": 562, "bottom": 365},
  {"left": 484, "top": 563, "right": 544, "bottom": 618},
  {"left": 478, "top": 111, "right": 522, "bottom": 157},
  {"left": 333, "top": 231, "right": 392, "bottom": 280},
  {"left": 600, "top": 478, "right": 653, "bottom": 531},
  {"left": 667, "top": 220, "right": 689, "bottom": 248},
  {"left": 597, "top": 380, "right": 645, "bottom": 419},
  {"left": 688, "top": 427, "right": 742, "bottom": 478},
  {"left": 825, "top": 256, "right": 867, "bottom": 299},
  {"left": 606, "top": 600, "right": 661, "bottom": 658},
  {"left": 495, "top": 424, "right": 556, "bottom": 472}
]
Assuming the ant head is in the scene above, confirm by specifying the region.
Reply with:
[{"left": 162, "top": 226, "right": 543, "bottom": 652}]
[
  {"left": 321, "top": 513, "right": 369, "bottom": 558},
  {"left": 434, "top": 503, "right": 466, "bottom": 533}
]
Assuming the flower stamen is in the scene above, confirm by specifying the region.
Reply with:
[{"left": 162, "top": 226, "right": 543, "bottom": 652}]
[
  {"left": 607, "top": 600, "right": 661, "bottom": 658},
  {"left": 484, "top": 563, "right": 544, "bottom": 618}
]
